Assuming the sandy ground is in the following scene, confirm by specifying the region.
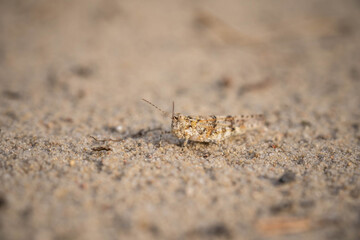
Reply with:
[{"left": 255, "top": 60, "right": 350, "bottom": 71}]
[{"left": 0, "top": 0, "right": 360, "bottom": 239}]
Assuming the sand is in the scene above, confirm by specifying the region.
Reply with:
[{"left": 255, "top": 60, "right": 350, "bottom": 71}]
[{"left": 0, "top": 0, "right": 359, "bottom": 239}]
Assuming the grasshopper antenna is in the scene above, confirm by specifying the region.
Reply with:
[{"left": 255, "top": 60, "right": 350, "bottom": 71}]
[
  {"left": 142, "top": 99, "right": 170, "bottom": 118},
  {"left": 172, "top": 101, "right": 175, "bottom": 118}
]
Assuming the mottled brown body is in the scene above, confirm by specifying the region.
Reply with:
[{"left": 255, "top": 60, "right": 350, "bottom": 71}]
[{"left": 142, "top": 99, "right": 264, "bottom": 146}]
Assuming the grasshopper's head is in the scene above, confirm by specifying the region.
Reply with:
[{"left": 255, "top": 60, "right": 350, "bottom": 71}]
[{"left": 171, "top": 113, "right": 187, "bottom": 139}]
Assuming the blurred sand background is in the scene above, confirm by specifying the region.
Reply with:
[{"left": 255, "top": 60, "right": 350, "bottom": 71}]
[{"left": 0, "top": 0, "right": 359, "bottom": 239}]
